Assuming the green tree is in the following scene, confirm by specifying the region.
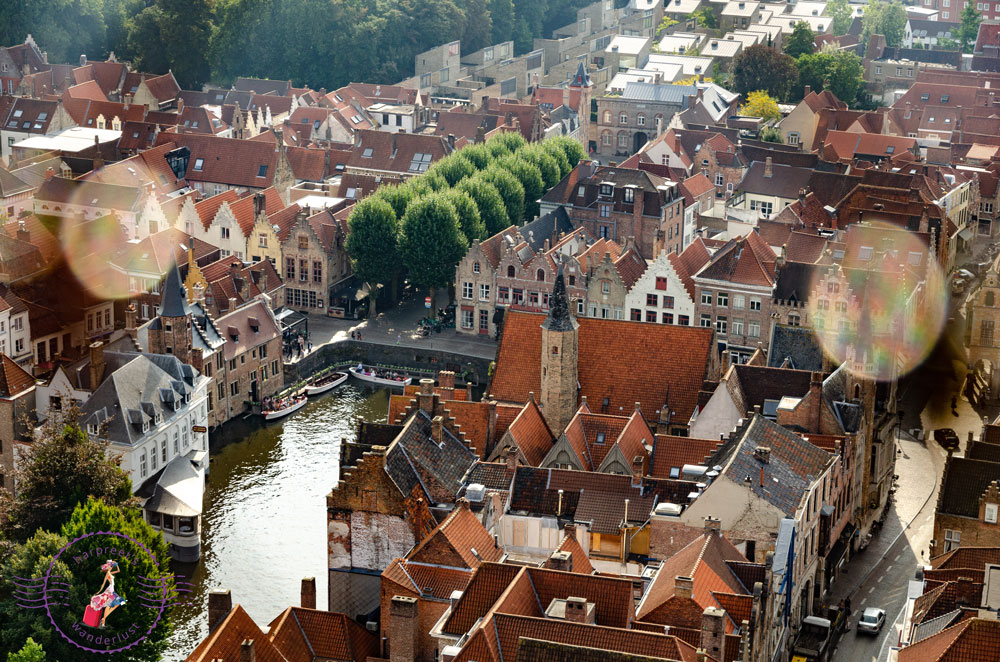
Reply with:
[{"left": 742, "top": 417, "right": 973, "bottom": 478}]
[
  {"left": 489, "top": 0, "right": 515, "bottom": 43},
  {"left": 692, "top": 5, "right": 718, "bottom": 30},
  {"left": 0, "top": 531, "right": 72, "bottom": 660},
  {"left": 424, "top": 169, "right": 450, "bottom": 191},
  {"left": 541, "top": 140, "right": 572, "bottom": 178},
  {"left": 489, "top": 132, "right": 527, "bottom": 154},
  {"left": 375, "top": 184, "right": 418, "bottom": 219},
  {"left": 497, "top": 155, "right": 544, "bottom": 220},
  {"left": 459, "top": 0, "right": 493, "bottom": 52},
  {"left": 784, "top": 21, "right": 816, "bottom": 58},
  {"left": 399, "top": 193, "right": 469, "bottom": 302},
  {"left": 442, "top": 189, "right": 487, "bottom": 242},
  {"left": 797, "top": 50, "right": 865, "bottom": 105},
  {"left": 655, "top": 16, "right": 679, "bottom": 39},
  {"left": 6, "top": 638, "right": 45, "bottom": 662},
  {"left": 0, "top": 1, "right": 107, "bottom": 65},
  {"left": 547, "top": 135, "right": 586, "bottom": 168},
  {"left": 479, "top": 167, "right": 525, "bottom": 226},
  {"left": 732, "top": 45, "right": 799, "bottom": 101},
  {"left": 760, "top": 126, "right": 783, "bottom": 143},
  {"left": 0, "top": 409, "right": 135, "bottom": 544},
  {"left": 517, "top": 144, "right": 561, "bottom": 189},
  {"left": 959, "top": 3, "right": 983, "bottom": 53},
  {"left": 861, "top": 0, "right": 907, "bottom": 48},
  {"left": 455, "top": 144, "right": 491, "bottom": 171},
  {"left": 739, "top": 90, "right": 782, "bottom": 122},
  {"left": 127, "top": 0, "right": 214, "bottom": 88},
  {"left": 456, "top": 177, "right": 509, "bottom": 235},
  {"left": 430, "top": 155, "right": 475, "bottom": 187},
  {"left": 345, "top": 197, "right": 399, "bottom": 317},
  {"left": 828, "top": 0, "right": 854, "bottom": 36}
]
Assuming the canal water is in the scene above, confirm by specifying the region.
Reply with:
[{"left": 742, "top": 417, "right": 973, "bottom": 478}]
[{"left": 164, "top": 382, "right": 390, "bottom": 660}]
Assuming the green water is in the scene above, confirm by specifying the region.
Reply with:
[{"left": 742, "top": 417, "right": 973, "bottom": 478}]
[{"left": 163, "top": 383, "right": 389, "bottom": 660}]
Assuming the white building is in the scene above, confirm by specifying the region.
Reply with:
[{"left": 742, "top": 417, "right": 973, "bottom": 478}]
[{"left": 623, "top": 249, "right": 696, "bottom": 325}]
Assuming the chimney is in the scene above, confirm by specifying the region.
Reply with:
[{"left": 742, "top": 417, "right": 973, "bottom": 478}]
[
  {"left": 44, "top": 166, "right": 55, "bottom": 180},
  {"left": 16, "top": 221, "right": 29, "bottom": 244},
  {"left": 753, "top": 446, "right": 771, "bottom": 463},
  {"left": 764, "top": 157, "right": 773, "bottom": 178},
  {"left": 300, "top": 577, "right": 316, "bottom": 609},
  {"left": 701, "top": 607, "right": 726, "bottom": 658},
  {"left": 389, "top": 595, "right": 419, "bottom": 662},
  {"left": 486, "top": 400, "right": 498, "bottom": 453},
  {"left": 89, "top": 341, "right": 105, "bottom": 389},
  {"left": 125, "top": 303, "right": 138, "bottom": 337},
  {"left": 254, "top": 192, "right": 266, "bottom": 217},
  {"left": 505, "top": 446, "right": 519, "bottom": 471},
  {"left": 809, "top": 371, "right": 823, "bottom": 432},
  {"left": 447, "top": 133, "right": 456, "bottom": 149},
  {"left": 92, "top": 135, "right": 104, "bottom": 170},
  {"left": 431, "top": 415, "right": 444, "bottom": 444},
  {"left": 417, "top": 378, "right": 435, "bottom": 413},
  {"left": 438, "top": 370, "right": 456, "bottom": 400},
  {"left": 240, "top": 639, "right": 256, "bottom": 662},
  {"left": 804, "top": 85, "right": 811, "bottom": 97},
  {"left": 549, "top": 550, "right": 573, "bottom": 572},
  {"left": 124, "top": 93, "right": 131, "bottom": 110},
  {"left": 228, "top": 296, "right": 238, "bottom": 311},
  {"left": 79, "top": 54, "right": 87, "bottom": 67},
  {"left": 176, "top": 98, "right": 184, "bottom": 114},
  {"left": 207, "top": 589, "right": 232, "bottom": 632},
  {"left": 675, "top": 575, "right": 694, "bottom": 600},
  {"left": 564, "top": 596, "right": 595, "bottom": 624},
  {"left": 703, "top": 515, "right": 721, "bottom": 534}
]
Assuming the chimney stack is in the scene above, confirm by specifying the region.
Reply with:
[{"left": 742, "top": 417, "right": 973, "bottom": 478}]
[
  {"left": 125, "top": 303, "right": 138, "bottom": 338},
  {"left": 505, "top": 446, "right": 520, "bottom": 471},
  {"left": 431, "top": 415, "right": 444, "bottom": 444},
  {"left": 207, "top": 589, "right": 232, "bottom": 633},
  {"left": 564, "top": 596, "right": 595, "bottom": 624},
  {"left": 700, "top": 607, "right": 726, "bottom": 658},
  {"left": 240, "top": 639, "right": 256, "bottom": 662},
  {"left": 704, "top": 515, "right": 721, "bottom": 533},
  {"left": 389, "top": 595, "right": 419, "bottom": 662},
  {"left": 549, "top": 550, "right": 573, "bottom": 572},
  {"left": 89, "top": 341, "right": 105, "bottom": 390},
  {"left": 418, "top": 378, "right": 435, "bottom": 413},
  {"left": 675, "top": 575, "right": 694, "bottom": 600},
  {"left": 764, "top": 157, "right": 773, "bottom": 178},
  {"left": 300, "top": 577, "right": 316, "bottom": 609}
]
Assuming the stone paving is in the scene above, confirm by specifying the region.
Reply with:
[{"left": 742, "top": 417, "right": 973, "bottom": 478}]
[{"left": 284, "top": 287, "right": 498, "bottom": 365}]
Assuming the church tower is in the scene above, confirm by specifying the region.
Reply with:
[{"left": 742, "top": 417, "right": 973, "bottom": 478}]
[
  {"left": 146, "top": 262, "right": 194, "bottom": 364},
  {"left": 568, "top": 60, "right": 593, "bottom": 154},
  {"left": 540, "top": 264, "right": 579, "bottom": 434}
]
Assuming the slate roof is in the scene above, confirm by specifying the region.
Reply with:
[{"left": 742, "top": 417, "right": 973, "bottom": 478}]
[
  {"left": 463, "top": 461, "right": 515, "bottom": 492},
  {"left": 773, "top": 261, "right": 823, "bottom": 303},
  {"left": 490, "top": 311, "right": 715, "bottom": 424},
  {"left": 938, "top": 456, "right": 1000, "bottom": 518},
  {"left": 737, "top": 161, "right": 814, "bottom": 200},
  {"left": 622, "top": 82, "right": 697, "bottom": 105},
  {"left": 519, "top": 207, "right": 574, "bottom": 253},
  {"left": 384, "top": 409, "right": 478, "bottom": 503},
  {"left": 234, "top": 77, "right": 292, "bottom": 97},
  {"left": 717, "top": 415, "right": 834, "bottom": 516},
  {"left": 729, "top": 365, "right": 813, "bottom": 415},
  {"left": 767, "top": 325, "right": 824, "bottom": 371}
]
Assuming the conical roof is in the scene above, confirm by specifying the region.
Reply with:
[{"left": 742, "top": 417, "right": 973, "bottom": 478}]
[
  {"left": 158, "top": 261, "right": 190, "bottom": 318},
  {"left": 542, "top": 263, "right": 577, "bottom": 332}
]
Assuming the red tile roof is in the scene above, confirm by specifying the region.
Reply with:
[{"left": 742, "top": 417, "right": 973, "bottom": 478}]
[
  {"left": 544, "top": 531, "right": 595, "bottom": 574},
  {"left": 266, "top": 606, "right": 379, "bottom": 662},
  {"left": 186, "top": 604, "right": 286, "bottom": 662},
  {"left": 649, "top": 435, "right": 724, "bottom": 478},
  {"left": 155, "top": 131, "right": 283, "bottom": 189},
  {"left": 408, "top": 502, "right": 504, "bottom": 568},
  {"left": 490, "top": 312, "right": 716, "bottom": 425},
  {"left": 615, "top": 248, "right": 647, "bottom": 289},
  {"left": 506, "top": 399, "right": 556, "bottom": 465},
  {"left": 0, "top": 354, "right": 34, "bottom": 398},
  {"left": 695, "top": 234, "right": 775, "bottom": 288},
  {"left": 194, "top": 190, "right": 240, "bottom": 230},
  {"left": 898, "top": 617, "right": 1000, "bottom": 662},
  {"left": 669, "top": 238, "right": 713, "bottom": 300}
]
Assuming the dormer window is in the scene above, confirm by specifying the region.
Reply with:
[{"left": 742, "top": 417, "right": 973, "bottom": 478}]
[
  {"left": 600, "top": 183, "right": 613, "bottom": 196},
  {"left": 624, "top": 187, "right": 635, "bottom": 203},
  {"left": 87, "top": 423, "right": 98, "bottom": 435}
]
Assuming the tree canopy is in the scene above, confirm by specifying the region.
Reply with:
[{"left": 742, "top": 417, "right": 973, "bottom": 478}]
[
  {"left": 861, "top": 0, "right": 907, "bottom": 49},
  {"left": 6, "top": 638, "right": 45, "bottom": 662},
  {"left": 959, "top": 3, "right": 983, "bottom": 53},
  {"left": 828, "top": 0, "right": 854, "bottom": 36},
  {"left": 479, "top": 167, "right": 525, "bottom": 226},
  {"left": 784, "top": 21, "right": 816, "bottom": 58},
  {"left": 0, "top": 409, "right": 135, "bottom": 544},
  {"left": 797, "top": 49, "right": 865, "bottom": 105},
  {"left": 442, "top": 189, "right": 487, "bottom": 243},
  {"left": 345, "top": 197, "right": 400, "bottom": 314},
  {"left": 456, "top": 177, "right": 509, "bottom": 235},
  {"left": 399, "top": 194, "right": 469, "bottom": 293},
  {"left": 739, "top": 90, "right": 782, "bottom": 123},
  {"left": 732, "top": 45, "right": 799, "bottom": 102}
]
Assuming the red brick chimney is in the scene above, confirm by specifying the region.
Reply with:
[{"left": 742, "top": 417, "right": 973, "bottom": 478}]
[
  {"left": 207, "top": 589, "right": 232, "bottom": 633},
  {"left": 300, "top": 577, "right": 316, "bottom": 609},
  {"left": 809, "top": 371, "right": 824, "bottom": 432},
  {"left": 505, "top": 446, "right": 519, "bottom": 471},
  {"left": 764, "top": 157, "right": 773, "bottom": 178},
  {"left": 240, "top": 639, "right": 255, "bottom": 662},
  {"left": 89, "top": 341, "right": 105, "bottom": 390},
  {"left": 431, "top": 415, "right": 444, "bottom": 444},
  {"left": 389, "top": 595, "right": 419, "bottom": 662}
]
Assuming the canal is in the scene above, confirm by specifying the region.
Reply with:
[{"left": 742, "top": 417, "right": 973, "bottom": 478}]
[{"left": 164, "top": 382, "right": 390, "bottom": 660}]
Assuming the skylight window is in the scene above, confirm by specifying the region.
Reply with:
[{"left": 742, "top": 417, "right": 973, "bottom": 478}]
[
  {"left": 409, "top": 153, "right": 432, "bottom": 172},
  {"left": 346, "top": 187, "right": 357, "bottom": 198},
  {"left": 193, "top": 158, "right": 204, "bottom": 171},
  {"left": 350, "top": 115, "right": 362, "bottom": 124},
  {"left": 908, "top": 251, "right": 922, "bottom": 266},
  {"left": 858, "top": 245, "right": 873, "bottom": 261},
  {"left": 885, "top": 145, "right": 895, "bottom": 154},
  {"left": 257, "top": 164, "right": 268, "bottom": 177},
  {"left": 133, "top": 131, "right": 140, "bottom": 138},
  {"left": 920, "top": 93, "right": 929, "bottom": 101},
  {"left": 941, "top": 95, "right": 950, "bottom": 103},
  {"left": 12, "top": 110, "right": 21, "bottom": 118},
  {"left": 191, "top": 120, "right": 199, "bottom": 128},
  {"left": 37, "top": 112, "right": 47, "bottom": 121},
  {"left": 362, "top": 147, "right": 373, "bottom": 158},
  {"left": 183, "top": 120, "right": 190, "bottom": 127}
]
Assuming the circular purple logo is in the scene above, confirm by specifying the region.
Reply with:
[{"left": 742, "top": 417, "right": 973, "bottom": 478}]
[{"left": 39, "top": 531, "right": 170, "bottom": 654}]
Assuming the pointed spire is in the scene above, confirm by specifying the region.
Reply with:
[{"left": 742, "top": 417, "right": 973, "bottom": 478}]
[
  {"left": 159, "top": 260, "right": 190, "bottom": 318},
  {"left": 542, "top": 263, "right": 576, "bottom": 332},
  {"left": 570, "top": 61, "right": 592, "bottom": 88}
]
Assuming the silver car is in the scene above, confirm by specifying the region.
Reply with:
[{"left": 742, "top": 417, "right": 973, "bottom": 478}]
[{"left": 857, "top": 607, "right": 885, "bottom": 634}]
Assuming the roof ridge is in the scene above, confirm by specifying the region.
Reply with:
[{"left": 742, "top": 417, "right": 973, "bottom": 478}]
[{"left": 290, "top": 607, "right": 317, "bottom": 659}]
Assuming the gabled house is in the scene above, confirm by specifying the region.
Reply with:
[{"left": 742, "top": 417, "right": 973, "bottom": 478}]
[
  {"left": 624, "top": 248, "right": 696, "bottom": 325},
  {"left": 541, "top": 402, "right": 654, "bottom": 474},
  {"left": 0, "top": 97, "right": 76, "bottom": 163},
  {"left": 279, "top": 207, "right": 351, "bottom": 314},
  {"left": 778, "top": 88, "right": 848, "bottom": 151},
  {"left": 33, "top": 176, "right": 166, "bottom": 241},
  {"left": 0, "top": 353, "right": 36, "bottom": 493},
  {"left": 345, "top": 129, "right": 453, "bottom": 180}
]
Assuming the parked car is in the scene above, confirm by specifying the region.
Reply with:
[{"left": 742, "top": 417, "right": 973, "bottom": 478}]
[{"left": 857, "top": 607, "right": 885, "bottom": 635}]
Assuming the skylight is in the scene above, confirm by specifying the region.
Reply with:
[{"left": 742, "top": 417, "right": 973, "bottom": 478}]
[
  {"left": 37, "top": 112, "right": 47, "bottom": 121},
  {"left": 193, "top": 158, "right": 204, "bottom": 171},
  {"left": 257, "top": 164, "right": 268, "bottom": 177},
  {"left": 885, "top": 145, "right": 895, "bottom": 154},
  {"left": 409, "top": 153, "right": 432, "bottom": 172},
  {"left": 362, "top": 147, "right": 373, "bottom": 158},
  {"left": 858, "top": 246, "right": 873, "bottom": 261}
]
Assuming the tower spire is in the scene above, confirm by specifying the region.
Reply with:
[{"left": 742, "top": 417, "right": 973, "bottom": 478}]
[
  {"left": 159, "top": 260, "right": 190, "bottom": 318},
  {"left": 543, "top": 263, "right": 576, "bottom": 331}
]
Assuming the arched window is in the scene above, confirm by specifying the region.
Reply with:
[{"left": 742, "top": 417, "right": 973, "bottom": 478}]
[
  {"left": 854, "top": 384, "right": 861, "bottom": 399},
  {"left": 619, "top": 112, "right": 628, "bottom": 125},
  {"left": 602, "top": 130, "right": 612, "bottom": 146},
  {"left": 988, "top": 292, "right": 995, "bottom": 307},
  {"left": 507, "top": 265, "right": 515, "bottom": 277},
  {"left": 603, "top": 110, "right": 611, "bottom": 123},
  {"left": 537, "top": 269, "right": 545, "bottom": 282},
  {"left": 654, "top": 113, "right": 664, "bottom": 128},
  {"left": 637, "top": 113, "right": 646, "bottom": 126}
]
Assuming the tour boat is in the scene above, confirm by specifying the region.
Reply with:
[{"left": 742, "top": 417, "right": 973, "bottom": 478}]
[
  {"left": 348, "top": 366, "right": 412, "bottom": 387},
  {"left": 262, "top": 395, "right": 308, "bottom": 421},
  {"left": 304, "top": 371, "right": 348, "bottom": 396}
]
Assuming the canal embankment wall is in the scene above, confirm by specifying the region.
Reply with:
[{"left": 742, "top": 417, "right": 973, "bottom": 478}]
[{"left": 282, "top": 340, "right": 495, "bottom": 391}]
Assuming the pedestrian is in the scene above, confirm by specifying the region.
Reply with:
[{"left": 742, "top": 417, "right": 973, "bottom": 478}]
[
  {"left": 307, "top": 340, "right": 313, "bottom": 353},
  {"left": 396, "top": 333, "right": 401, "bottom": 345},
  {"left": 351, "top": 330, "right": 355, "bottom": 340},
  {"left": 358, "top": 331, "right": 362, "bottom": 341}
]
